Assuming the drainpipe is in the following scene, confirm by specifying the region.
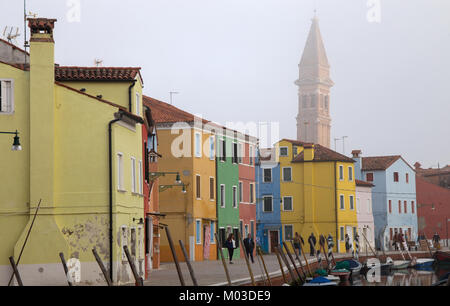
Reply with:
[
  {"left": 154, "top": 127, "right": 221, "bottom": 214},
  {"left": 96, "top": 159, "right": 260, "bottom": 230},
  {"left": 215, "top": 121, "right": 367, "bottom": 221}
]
[
  {"left": 129, "top": 80, "right": 137, "bottom": 113},
  {"left": 334, "top": 163, "right": 339, "bottom": 253},
  {"left": 108, "top": 113, "right": 123, "bottom": 283}
]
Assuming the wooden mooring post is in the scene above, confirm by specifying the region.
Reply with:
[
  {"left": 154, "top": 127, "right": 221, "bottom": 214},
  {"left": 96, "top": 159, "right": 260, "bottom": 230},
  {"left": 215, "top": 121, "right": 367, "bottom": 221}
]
[
  {"left": 59, "top": 252, "right": 73, "bottom": 286},
  {"left": 92, "top": 247, "right": 113, "bottom": 286},
  {"left": 179, "top": 240, "right": 198, "bottom": 286},
  {"left": 300, "top": 237, "right": 313, "bottom": 277},
  {"left": 123, "top": 245, "right": 144, "bottom": 286},
  {"left": 274, "top": 246, "right": 288, "bottom": 284},
  {"left": 163, "top": 224, "right": 186, "bottom": 286},
  {"left": 289, "top": 240, "right": 306, "bottom": 277},
  {"left": 277, "top": 245, "right": 297, "bottom": 284},
  {"left": 283, "top": 242, "right": 303, "bottom": 282},
  {"left": 215, "top": 233, "right": 232, "bottom": 286},
  {"left": 256, "top": 246, "right": 272, "bottom": 286},
  {"left": 238, "top": 233, "right": 255, "bottom": 286},
  {"left": 8, "top": 256, "right": 23, "bottom": 286}
]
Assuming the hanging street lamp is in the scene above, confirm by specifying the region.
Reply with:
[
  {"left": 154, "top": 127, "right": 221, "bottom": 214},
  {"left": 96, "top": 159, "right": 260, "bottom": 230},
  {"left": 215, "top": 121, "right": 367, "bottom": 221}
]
[{"left": 0, "top": 130, "right": 22, "bottom": 151}]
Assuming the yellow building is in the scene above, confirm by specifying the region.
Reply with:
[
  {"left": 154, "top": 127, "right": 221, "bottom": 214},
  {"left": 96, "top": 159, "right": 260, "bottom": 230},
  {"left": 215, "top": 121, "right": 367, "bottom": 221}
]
[
  {"left": 0, "top": 18, "right": 145, "bottom": 285},
  {"left": 277, "top": 139, "right": 358, "bottom": 253},
  {"left": 144, "top": 96, "right": 217, "bottom": 262}
]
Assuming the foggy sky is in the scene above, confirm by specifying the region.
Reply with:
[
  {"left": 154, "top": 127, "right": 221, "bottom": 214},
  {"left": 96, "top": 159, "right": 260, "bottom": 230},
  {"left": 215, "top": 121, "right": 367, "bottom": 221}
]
[{"left": 1, "top": 0, "right": 449, "bottom": 168}]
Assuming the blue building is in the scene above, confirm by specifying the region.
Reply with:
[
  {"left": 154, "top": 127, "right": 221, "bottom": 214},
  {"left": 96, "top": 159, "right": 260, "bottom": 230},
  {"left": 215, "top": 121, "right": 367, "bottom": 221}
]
[
  {"left": 352, "top": 150, "right": 418, "bottom": 251},
  {"left": 255, "top": 148, "right": 282, "bottom": 254}
]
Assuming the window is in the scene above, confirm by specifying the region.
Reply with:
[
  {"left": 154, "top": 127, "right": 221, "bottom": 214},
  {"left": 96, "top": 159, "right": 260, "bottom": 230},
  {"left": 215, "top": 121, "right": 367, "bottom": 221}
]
[
  {"left": 282, "top": 167, "right": 292, "bottom": 182},
  {"left": 220, "top": 185, "right": 225, "bottom": 208},
  {"left": 340, "top": 227, "right": 344, "bottom": 241},
  {"left": 406, "top": 173, "right": 409, "bottom": 183},
  {"left": 239, "top": 182, "right": 243, "bottom": 202},
  {"left": 348, "top": 166, "right": 353, "bottom": 181},
  {"left": 220, "top": 139, "right": 226, "bottom": 162},
  {"left": 389, "top": 200, "right": 392, "bottom": 213},
  {"left": 284, "top": 225, "right": 293, "bottom": 241},
  {"left": 238, "top": 143, "right": 243, "bottom": 163},
  {"left": 135, "top": 93, "right": 140, "bottom": 116},
  {"left": 233, "top": 228, "right": 240, "bottom": 247},
  {"left": 366, "top": 173, "right": 374, "bottom": 182},
  {"left": 209, "top": 177, "right": 215, "bottom": 200},
  {"left": 121, "top": 226, "right": 128, "bottom": 261},
  {"left": 283, "top": 197, "right": 293, "bottom": 211},
  {"left": 340, "top": 195, "right": 345, "bottom": 210},
  {"left": 263, "top": 196, "right": 273, "bottom": 212},
  {"left": 349, "top": 195, "right": 354, "bottom": 210},
  {"left": 209, "top": 136, "right": 215, "bottom": 160},
  {"left": 263, "top": 168, "right": 272, "bottom": 183},
  {"left": 196, "top": 220, "right": 201, "bottom": 244},
  {"left": 339, "top": 165, "right": 344, "bottom": 180},
  {"left": 210, "top": 222, "right": 215, "bottom": 244},
  {"left": 138, "top": 160, "right": 143, "bottom": 194},
  {"left": 250, "top": 183, "right": 254, "bottom": 203},
  {"left": 394, "top": 172, "right": 399, "bottom": 182},
  {"left": 398, "top": 200, "right": 401, "bottom": 213},
  {"left": 131, "top": 157, "right": 136, "bottom": 193},
  {"left": 219, "top": 228, "right": 226, "bottom": 247},
  {"left": 232, "top": 186, "right": 237, "bottom": 208},
  {"left": 249, "top": 146, "right": 253, "bottom": 165},
  {"left": 195, "top": 133, "right": 201, "bottom": 157},
  {"left": 411, "top": 201, "right": 415, "bottom": 214},
  {"left": 404, "top": 201, "right": 407, "bottom": 213},
  {"left": 0, "top": 80, "right": 13, "bottom": 114},
  {"left": 356, "top": 198, "right": 361, "bottom": 213},
  {"left": 232, "top": 143, "right": 238, "bottom": 164},
  {"left": 367, "top": 199, "right": 372, "bottom": 214},
  {"left": 279, "top": 147, "right": 288, "bottom": 157},
  {"left": 117, "top": 153, "right": 124, "bottom": 190},
  {"left": 196, "top": 175, "right": 201, "bottom": 199},
  {"left": 293, "top": 146, "right": 298, "bottom": 156}
]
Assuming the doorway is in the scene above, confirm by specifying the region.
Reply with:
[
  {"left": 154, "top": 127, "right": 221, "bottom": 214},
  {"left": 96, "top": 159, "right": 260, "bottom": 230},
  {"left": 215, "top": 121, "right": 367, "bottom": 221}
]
[{"left": 269, "top": 230, "right": 279, "bottom": 253}]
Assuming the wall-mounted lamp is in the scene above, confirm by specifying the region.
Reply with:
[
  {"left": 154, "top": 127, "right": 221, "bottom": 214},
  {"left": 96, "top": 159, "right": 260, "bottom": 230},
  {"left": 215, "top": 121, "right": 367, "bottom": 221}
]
[
  {"left": 133, "top": 218, "right": 144, "bottom": 225},
  {"left": 150, "top": 171, "right": 182, "bottom": 185},
  {"left": 1, "top": 130, "right": 22, "bottom": 151}
]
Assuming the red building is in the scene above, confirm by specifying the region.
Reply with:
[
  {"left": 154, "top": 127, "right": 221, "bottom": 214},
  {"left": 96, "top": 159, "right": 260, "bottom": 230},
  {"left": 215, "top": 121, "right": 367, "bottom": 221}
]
[
  {"left": 238, "top": 135, "right": 258, "bottom": 257},
  {"left": 142, "top": 102, "right": 162, "bottom": 278},
  {"left": 416, "top": 174, "right": 450, "bottom": 247}
]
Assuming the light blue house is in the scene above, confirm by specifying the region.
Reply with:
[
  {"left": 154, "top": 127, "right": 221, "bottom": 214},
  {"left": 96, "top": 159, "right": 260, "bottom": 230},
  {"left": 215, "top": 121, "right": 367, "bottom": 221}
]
[
  {"left": 352, "top": 150, "right": 418, "bottom": 251},
  {"left": 255, "top": 148, "right": 282, "bottom": 254}
]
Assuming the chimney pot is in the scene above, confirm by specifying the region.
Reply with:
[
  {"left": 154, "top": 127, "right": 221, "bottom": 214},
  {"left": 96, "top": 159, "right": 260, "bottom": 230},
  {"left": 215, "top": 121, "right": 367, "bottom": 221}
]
[{"left": 352, "top": 150, "right": 362, "bottom": 158}]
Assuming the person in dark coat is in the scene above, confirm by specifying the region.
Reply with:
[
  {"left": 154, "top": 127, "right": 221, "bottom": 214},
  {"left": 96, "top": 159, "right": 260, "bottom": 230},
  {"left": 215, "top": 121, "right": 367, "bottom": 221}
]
[
  {"left": 393, "top": 231, "right": 399, "bottom": 251},
  {"left": 243, "top": 234, "right": 255, "bottom": 263},
  {"left": 225, "top": 234, "right": 236, "bottom": 264},
  {"left": 345, "top": 234, "right": 351, "bottom": 253},
  {"left": 308, "top": 233, "right": 316, "bottom": 256}
]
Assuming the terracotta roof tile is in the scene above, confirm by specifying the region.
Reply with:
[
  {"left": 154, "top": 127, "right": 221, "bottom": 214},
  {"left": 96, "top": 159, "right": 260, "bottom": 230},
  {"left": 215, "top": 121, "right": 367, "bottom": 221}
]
[
  {"left": 143, "top": 96, "right": 208, "bottom": 124},
  {"left": 55, "top": 66, "right": 142, "bottom": 83},
  {"left": 281, "top": 139, "right": 309, "bottom": 146},
  {"left": 292, "top": 144, "right": 355, "bottom": 163},
  {"left": 356, "top": 179, "right": 374, "bottom": 187},
  {"left": 361, "top": 156, "right": 401, "bottom": 171}
]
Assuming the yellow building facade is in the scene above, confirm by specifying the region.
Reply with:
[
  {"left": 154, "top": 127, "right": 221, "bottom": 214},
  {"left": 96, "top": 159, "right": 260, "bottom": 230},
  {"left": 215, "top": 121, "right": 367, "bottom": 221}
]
[
  {"left": 277, "top": 139, "right": 358, "bottom": 253},
  {"left": 144, "top": 97, "right": 217, "bottom": 262},
  {"left": 0, "top": 19, "right": 145, "bottom": 285}
]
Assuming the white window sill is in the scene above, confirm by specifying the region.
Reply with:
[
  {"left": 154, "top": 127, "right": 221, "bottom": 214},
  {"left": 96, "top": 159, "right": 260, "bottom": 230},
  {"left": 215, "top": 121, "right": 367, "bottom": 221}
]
[{"left": 118, "top": 189, "right": 127, "bottom": 193}]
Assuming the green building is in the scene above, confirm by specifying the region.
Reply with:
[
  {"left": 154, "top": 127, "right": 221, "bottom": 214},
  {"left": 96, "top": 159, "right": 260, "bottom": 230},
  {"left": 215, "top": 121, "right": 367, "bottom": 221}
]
[{"left": 216, "top": 129, "right": 240, "bottom": 259}]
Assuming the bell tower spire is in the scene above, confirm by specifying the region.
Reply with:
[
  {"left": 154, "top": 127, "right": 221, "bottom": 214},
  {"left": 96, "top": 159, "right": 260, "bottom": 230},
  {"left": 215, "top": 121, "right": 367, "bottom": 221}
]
[{"left": 296, "top": 16, "right": 334, "bottom": 148}]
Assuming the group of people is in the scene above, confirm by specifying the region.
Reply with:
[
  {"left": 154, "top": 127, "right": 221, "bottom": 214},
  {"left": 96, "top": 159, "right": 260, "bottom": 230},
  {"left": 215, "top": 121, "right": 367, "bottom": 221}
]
[
  {"left": 224, "top": 233, "right": 255, "bottom": 264},
  {"left": 392, "top": 231, "right": 408, "bottom": 251}
]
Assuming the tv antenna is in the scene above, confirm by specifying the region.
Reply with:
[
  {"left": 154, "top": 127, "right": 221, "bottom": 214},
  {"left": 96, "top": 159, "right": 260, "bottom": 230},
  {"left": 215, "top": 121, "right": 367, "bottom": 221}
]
[
  {"left": 23, "top": 0, "right": 38, "bottom": 59},
  {"left": 2, "top": 27, "right": 20, "bottom": 44},
  {"left": 94, "top": 59, "right": 103, "bottom": 67},
  {"left": 169, "top": 91, "right": 180, "bottom": 105}
]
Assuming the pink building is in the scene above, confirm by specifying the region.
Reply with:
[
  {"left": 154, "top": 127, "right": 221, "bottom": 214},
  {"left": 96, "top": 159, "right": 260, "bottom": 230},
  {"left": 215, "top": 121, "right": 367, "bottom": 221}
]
[
  {"left": 238, "top": 135, "right": 258, "bottom": 257},
  {"left": 356, "top": 180, "right": 376, "bottom": 253}
]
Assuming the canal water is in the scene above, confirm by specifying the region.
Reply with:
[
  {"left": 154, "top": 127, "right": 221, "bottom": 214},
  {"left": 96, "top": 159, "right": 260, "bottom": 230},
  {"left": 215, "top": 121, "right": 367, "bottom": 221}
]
[{"left": 348, "top": 266, "right": 450, "bottom": 286}]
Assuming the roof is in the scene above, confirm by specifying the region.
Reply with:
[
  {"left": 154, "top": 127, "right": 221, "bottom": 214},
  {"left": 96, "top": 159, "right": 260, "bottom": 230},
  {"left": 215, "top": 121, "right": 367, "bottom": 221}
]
[
  {"left": 361, "top": 156, "right": 402, "bottom": 171},
  {"left": 143, "top": 96, "right": 209, "bottom": 124},
  {"left": 292, "top": 144, "right": 355, "bottom": 163},
  {"left": 0, "top": 38, "right": 29, "bottom": 56},
  {"left": 55, "top": 66, "right": 143, "bottom": 83},
  {"left": 299, "top": 17, "right": 330, "bottom": 69},
  {"left": 356, "top": 180, "right": 374, "bottom": 188},
  {"left": 280, "top": 139, "right": 308, "bottom": 146}
]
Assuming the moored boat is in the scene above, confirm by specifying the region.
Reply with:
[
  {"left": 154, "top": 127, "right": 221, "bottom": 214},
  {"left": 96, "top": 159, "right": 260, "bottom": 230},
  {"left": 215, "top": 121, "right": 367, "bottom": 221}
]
[
  {"left": 413, "top": 258, "right": 435, "bottom": 269},
  {"left": 339, "top": 259, "right": 363, "bottom": 275},
  {"left": 391, "top": 260, "right": 410, "bottom": 270},
  {"left": 433, "top": 251, "right": 450, "bottom": 265},
  {"left": 329, "top": 269, "right": 351, "bottom": 281},
  {"left": 303, "top": 276, "right": 339, "bottom": 287}
]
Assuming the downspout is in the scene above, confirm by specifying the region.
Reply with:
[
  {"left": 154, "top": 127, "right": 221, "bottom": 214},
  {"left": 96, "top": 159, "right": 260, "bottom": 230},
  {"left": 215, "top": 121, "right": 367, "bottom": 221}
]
[
  {"left": 129, "top": 80, "right": 137, "bottom": 113},
  {"left": 108, "top": 113, "right": 123, "bottom": 283},
  {"left": 334, "top": 163, "right": 339, "bottom": 253}
]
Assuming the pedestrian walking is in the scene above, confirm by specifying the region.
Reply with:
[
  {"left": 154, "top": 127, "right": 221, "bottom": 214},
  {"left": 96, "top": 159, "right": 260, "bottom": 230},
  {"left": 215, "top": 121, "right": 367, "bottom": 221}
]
[
  {"left": 225, "top": 233, "right": 236, "bottom": 264},
  {"left": 308, "top": 233, "right": 316, "bottom": 256},
  {"left": 243, "top": 234, "right": 255, "bottom": 263},
  {"left": 345, "top": 234, "right": 351, "bottom": 253},
  {"left": 432, "top": 232, "right": 441, "bottom": 250},
  {"left": 293, "top": 232, "right": 302, "bottom": 258},
  {"left": 393, "top": 231, "right": 399, "bottom": 251}
]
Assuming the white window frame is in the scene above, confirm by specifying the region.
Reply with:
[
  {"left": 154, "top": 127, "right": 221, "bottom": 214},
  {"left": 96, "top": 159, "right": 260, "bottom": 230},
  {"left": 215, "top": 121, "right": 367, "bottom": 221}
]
[
  {"left": 356, "top": 197, "right": 361, "bottom": 213},
  {"left": 232, "top": 186, "right": 238, "bottom": 208},
  {"left": 209, "top": 136, "right": 215, "bottom": 160},
  {"left": 209, "top": 176, "right": 215, "bottom": 201},
  {"left": 117, "top": 152, "right": 124, "bottom": 191},
  {"left": 0, "top": 79, "right": 14, "bottom": 114},
  {"left": 263, "top": 196, "right": 273, "bottom": 213},
  {"left": 279, "top": 146, "right": 288, "bottom": 157},
  {"left": 282, "top": 167, "right": 292, "bottom": 182},
  {"left": 135, "top": 92, "right": 140, "bottom": 116},
  {"left": 196, "top": 174, "right": 201, "bottom": 199},
  {"left": 339, "top": 165, "right": 344, "bottom": 181},
  {"left": 196, "top": 219, "right": 202, "bottom": 245},
  {"left": 263, "top": 168, "right": 272, "bottom": 183},
  {"left": 239, "top": 181, "right": 243, "bottom": 203},
  {"left": 250, "top": 183, "right": 255, "bottom": 204},
  {"left": 238, "top": 142, "right": 243, "bottom": 164},
  {"left": 220, "top": 184, "right": 225, "bottom": 208},
  {"left": 284, "top": 224, "right": 294, "bottom": 241},
  {"left": 131, "top": 157, "right": 137, "bottom": 193},
  {"left": 340, "top": 226, "right": 345, "bottom": 241},
  {"left": 367, "top": 199, "right": 372, "bottom": 214},
  {"left": 340, "top": 194, "right": 345, "bottom": 210},
  {"left": 349, "top": 195, "right": 354, "bottom": 210},
  {"left": 195, "top": 132, "right": 202, "bottom": 158},
  {"left": 282, "top": 196, "right": 294, "bottom": 212},
  {"left": 138, "top": 160, "right": 143, "bottom": 195},
  {"left": 348, "top": 166, "right": 353, "bottom": 181}
]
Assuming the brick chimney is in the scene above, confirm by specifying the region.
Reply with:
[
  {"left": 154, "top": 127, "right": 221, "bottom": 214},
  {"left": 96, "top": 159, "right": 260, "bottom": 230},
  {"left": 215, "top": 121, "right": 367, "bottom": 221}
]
[
  {"left": 352, "top": 149, "right": 362, "bottom": 180},
  {"left": 303, "top": 143, "right": 315, "bottom": 161},
  {"left": 28, "top": 18, "right": 57, "bottom": 207}
]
